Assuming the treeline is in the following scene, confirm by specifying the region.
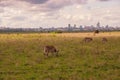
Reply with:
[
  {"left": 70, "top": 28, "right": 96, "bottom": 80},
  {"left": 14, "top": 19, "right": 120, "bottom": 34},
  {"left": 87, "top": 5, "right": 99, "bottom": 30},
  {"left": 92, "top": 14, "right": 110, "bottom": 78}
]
[{"left": 0, "top": 29, "right": 120, "bottom": 34}]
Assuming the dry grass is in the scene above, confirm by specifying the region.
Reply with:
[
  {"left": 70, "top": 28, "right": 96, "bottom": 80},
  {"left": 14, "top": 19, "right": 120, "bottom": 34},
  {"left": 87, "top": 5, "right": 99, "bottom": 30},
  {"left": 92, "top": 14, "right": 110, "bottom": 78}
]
[
  {"left": 0, "top": 32, "right": 120, "bottom": 80},
  {"left": 56, "top": 32, "right": 120, "bottom": 38}
]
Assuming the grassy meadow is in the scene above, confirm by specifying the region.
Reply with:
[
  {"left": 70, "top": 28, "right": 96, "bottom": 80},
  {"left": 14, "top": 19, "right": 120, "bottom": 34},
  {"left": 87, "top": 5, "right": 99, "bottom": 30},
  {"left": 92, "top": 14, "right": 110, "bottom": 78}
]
[{"left": 0, "top": 32, "right": 120, "bottom": 80}]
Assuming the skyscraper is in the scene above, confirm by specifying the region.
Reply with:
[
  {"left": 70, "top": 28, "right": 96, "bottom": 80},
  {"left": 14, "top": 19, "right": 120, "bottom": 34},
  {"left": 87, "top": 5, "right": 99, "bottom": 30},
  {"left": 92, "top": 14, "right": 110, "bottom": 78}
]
[{"left": 97, "top": 22, "right": 100, "bottom": 28}]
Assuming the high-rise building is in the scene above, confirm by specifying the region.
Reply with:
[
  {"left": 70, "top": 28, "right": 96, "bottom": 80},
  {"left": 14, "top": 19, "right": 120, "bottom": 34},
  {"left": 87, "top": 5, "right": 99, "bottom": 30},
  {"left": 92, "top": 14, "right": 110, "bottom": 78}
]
[
  {"left": 73, "top": 24, "right": 76, "bottom": 28},
  {"left": 97, "top": 22, "right": 100, "bottom": 28},
  {"left": 79, "top": 25, "right": 83, "bottom": 31},
  {"left": 68, "top": 24, "right": 72, "bottom": 31},
  {"left": 68, "top": 24, "right": 71, "bottom": 28}
]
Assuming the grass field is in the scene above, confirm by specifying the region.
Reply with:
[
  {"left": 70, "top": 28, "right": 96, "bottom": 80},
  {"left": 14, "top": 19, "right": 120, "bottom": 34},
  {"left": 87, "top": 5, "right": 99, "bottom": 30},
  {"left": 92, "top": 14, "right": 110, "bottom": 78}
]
[{"left": 0, "top": 32, "right": 120, "bottom": 80}]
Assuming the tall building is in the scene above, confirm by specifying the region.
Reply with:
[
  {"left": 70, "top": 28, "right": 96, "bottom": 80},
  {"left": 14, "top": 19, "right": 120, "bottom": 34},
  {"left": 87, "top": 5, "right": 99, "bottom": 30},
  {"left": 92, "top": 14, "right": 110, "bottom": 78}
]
[
  {"left": 73, "top": 24, "right": 76, "bottom": 28},
  {"left": 79, "top": 25, "right": 83, "bottom": 31},
  {"left": 68, "top": 24, "right": 71, "bottom": 28},
  {"left": 105, "top": 25, "right": 109, "bottom": 31},
  {"left": 68, "top": 24, "right": 72, "bottom": 31},
  {"left": 97, "top": 22, "right": 100, "bottom": 28}
]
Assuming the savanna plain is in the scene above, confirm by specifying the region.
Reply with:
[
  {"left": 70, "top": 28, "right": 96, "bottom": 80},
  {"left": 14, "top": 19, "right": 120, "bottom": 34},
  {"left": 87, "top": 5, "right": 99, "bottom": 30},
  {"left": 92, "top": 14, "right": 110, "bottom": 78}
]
[{"left": 0, "top": 32, "right": 120, "bottom": 80}]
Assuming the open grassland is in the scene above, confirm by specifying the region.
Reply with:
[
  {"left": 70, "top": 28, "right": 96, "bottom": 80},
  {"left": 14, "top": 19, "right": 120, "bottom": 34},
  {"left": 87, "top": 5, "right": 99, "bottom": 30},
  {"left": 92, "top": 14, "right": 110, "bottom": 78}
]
[{"left": 0, "top": 32, "right": 120, "bottom": 80}]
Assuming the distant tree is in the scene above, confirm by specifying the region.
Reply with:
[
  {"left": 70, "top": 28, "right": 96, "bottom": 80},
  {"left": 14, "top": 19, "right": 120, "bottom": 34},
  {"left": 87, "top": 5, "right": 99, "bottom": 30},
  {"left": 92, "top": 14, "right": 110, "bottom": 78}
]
[
  {"left": 94, "top": 29, "right": 99, "bottom": 34},
  {"left": 93, "top": 29, "right": 99, "bottom": 36}
]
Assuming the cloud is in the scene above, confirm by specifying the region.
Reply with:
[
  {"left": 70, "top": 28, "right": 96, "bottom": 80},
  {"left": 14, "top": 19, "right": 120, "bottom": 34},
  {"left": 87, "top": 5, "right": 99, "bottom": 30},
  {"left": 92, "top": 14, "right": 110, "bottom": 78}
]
[
  {"left": 19, "top": 0, "right": 49, "bottom": 4},
  {"left": 11, "top": 16, "right": 27, "bottom": 21},
  {"left": 0, "top": 19, "right": 2, "bottom": 24},
  {"left": 96, "top": 0, "right": 118, "bottom": 2},
  {"left": 0, "top": 0, "right": 119, "bottom": 27},
  {"left": 0, "top": 7, "right": 4, "bottom": 13},
  {"left": 0, "top": 0, "right": 88, "bottom": 12},
  {"left": 0, "top": 0, "right": 112, "bottom": 13},
  {"left": 98, "top": 0, "right": 111, "bottom": 1}
]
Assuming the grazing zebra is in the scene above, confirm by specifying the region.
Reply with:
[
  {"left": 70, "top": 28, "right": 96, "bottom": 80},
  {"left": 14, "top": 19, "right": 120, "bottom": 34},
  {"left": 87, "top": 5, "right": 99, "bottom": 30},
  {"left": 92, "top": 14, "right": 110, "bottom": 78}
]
[
  {"left": 102, "top": 37, "right": 108, "bottom": 42},
  {"left": 44, "top": 45, "right": 59, "bottom": 56},
  {"left": 83, "top": 37, "right": 93, "bottom": 42}
]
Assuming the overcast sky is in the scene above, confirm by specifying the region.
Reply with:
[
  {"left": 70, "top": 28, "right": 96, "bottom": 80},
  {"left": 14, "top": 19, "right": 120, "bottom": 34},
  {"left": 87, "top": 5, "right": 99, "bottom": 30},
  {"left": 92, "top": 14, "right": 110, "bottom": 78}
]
[{"left": 0, "top": 0, "right": 120, "bottom": 28}]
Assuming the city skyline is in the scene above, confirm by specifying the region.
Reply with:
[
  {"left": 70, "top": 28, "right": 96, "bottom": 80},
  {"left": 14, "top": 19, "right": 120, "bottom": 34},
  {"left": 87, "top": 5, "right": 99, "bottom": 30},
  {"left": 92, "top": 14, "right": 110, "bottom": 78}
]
[{"left": 0, "top": 0, "right": 120, "bottom": 28}]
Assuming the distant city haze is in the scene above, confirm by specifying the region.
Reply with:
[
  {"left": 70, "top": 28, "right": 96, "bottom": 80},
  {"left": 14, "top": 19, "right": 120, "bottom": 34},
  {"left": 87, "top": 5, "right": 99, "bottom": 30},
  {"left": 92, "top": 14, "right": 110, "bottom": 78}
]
[{"left": 0, "top": 0, "right": 120, "bottom": 28}]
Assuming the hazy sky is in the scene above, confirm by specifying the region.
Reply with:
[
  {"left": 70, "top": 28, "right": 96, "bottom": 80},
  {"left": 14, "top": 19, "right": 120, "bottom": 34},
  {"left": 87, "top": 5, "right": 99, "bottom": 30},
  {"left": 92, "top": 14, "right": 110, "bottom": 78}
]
[{"left": 0, "top": 0, "right": 120, "bottom": 28}]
